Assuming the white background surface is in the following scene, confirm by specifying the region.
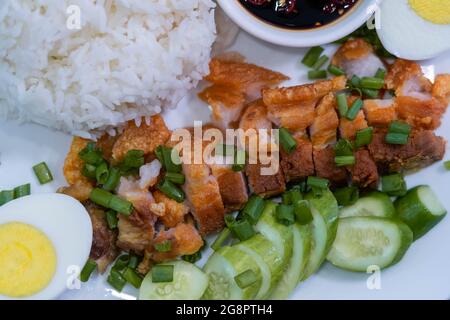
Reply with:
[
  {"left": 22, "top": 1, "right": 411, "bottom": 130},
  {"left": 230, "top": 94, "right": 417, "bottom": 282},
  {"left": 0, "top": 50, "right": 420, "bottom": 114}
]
[{"left": 1, "top": 31, "right": 449, "bottom": 300}]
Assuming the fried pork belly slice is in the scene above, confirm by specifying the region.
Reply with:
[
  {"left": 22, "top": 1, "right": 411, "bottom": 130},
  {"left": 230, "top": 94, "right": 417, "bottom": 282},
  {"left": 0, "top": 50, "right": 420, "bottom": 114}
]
[
  {"left": 313, "top": 146, "right": 347, "bottom": 186},
  {"left": 363, "top": 99, "right": 397, "bottom": 127},
  {"left": 63, "top": 137, "right": 93, "bottom": 186},
  {"left": 182, "top": 160, "right": 225, "bottom": 235},
  {"left": 153, "top": 191, "right": 189, "bottom": 228},
  {"left": 112, "top": 115, "right": 170, "bottom": 162},
  {"left": 350, "top": 149, "right": 379, "bottom": 189},
  {"left": 57, "top": 181, "right": 93, "bottom": 202},
  {"left": 368, "top": 129, "right": 446, "bottom": 173},
  {"left": 395, "top": 96, "right": 446, "bottom": 130},
  {"left": 198, "top": 85, "right": 246, "bottom": 130},
  {"left": 84, "top": 203, "right": 118, "bottom": 273},
  {"left": 117, "top": 177, "right": 155, "bottom": 217},
  {"left": 340, "top": 110, "right": 368, "bottom": 140},
  {"left": 117, "top": 209, "right": 156, "bottom": 254},
  {"left": 310, "top": 93, "right": 339, "bottom": 146},
  {"left": 331, "top": 39, "right": 385, "bottom": 78},
  {"left": 432, "top": 74, "right": 450, "bottom": 104},
  {"left": 205, "top": 58, "right": 289, "bottom": 101},
  {"left": 245, "top": 162, "right": 286, "bottom": 198},
  {"left": 263, "top": 77, "right": 346, "bottom": 131},
  {"left": 152, "top": 223, "right": 204, "bottom": 262},
  {"left": 281, "top": 133, "right": 314, "bottom": 182},
  {"left": 96, "top": 133, "right": 118, "bottom": 162}
]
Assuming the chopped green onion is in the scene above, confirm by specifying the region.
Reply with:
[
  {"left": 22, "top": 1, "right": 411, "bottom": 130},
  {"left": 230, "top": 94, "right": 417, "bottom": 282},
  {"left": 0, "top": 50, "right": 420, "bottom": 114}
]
[
  {"left": 113, "top": 255, "right": 130, "bottom": 272},
  {"left": 275, "top": 204, "right": 295, "bottom": 226},
  {"left": 152, "top": 265, "right": 174, "bottom": 283},
  {"left": 211, "top": 228, "right": 231, "bottom": 251},
  {"left": 234, "top": 269, "right": 257, "bottom": 289},
  {"left": 381, "top": 173, "right": 407, "bottom": 197},
  {"left": 362, "top": 88, "right": 380, "bottom": 99},
  {"left": 232, "top": 163, "right": 245, "bottom": 172},
  {"left": 355, "top": 127, "right": 374, "bottom": 148},
  {"left": 360, "top": 77, "right": 385, "bottom": 90},
  {"left": 282, "top": 192, "right": 292, "bottom": 205},
  {"left": 155, "top": 145, "right": 164, "bottom": 164},
  {"left": 89, "top": 188, "right": 133, "bottom": 215},
  {"left": 106, "top": 210, "right": 118, "bottom": 229},
  {"left": 33, "top": 162, "right": 53, "bottom": 184},
  {"left": 242, "top": 195, "right": 265, "bottom": 225},
  {"left": 124, "top": 150, "right": 145, "bottom": 168},
  {"left": 154, "top": 240, "right": 172, "bottom": 253},
  {"left": 157, "top": 179, "right": 185, "bottom": 203},
  {"left": 301, "top": 46, "right": 324, "bottom": 67},
  {"left": 334, "top": 187, "right": 359, "bottom": 206},
  {"left": 312, "top": 55, "right": 329, "bottom": 70},
  {"left": 0, "top": 190, "right": 14, "bottom": 206},
  {"left": 157, "top": 146, "right": 182, "bottom": 173},
  {"left": 294, "top": 200, "right": 313, "bottom": 225},
  {"left": 90, "top": 188, "right": 113, "bottom": 208},
  {"left": 335, "top": 139, "right": 354, "bottom": 157},
  {"left": 308, "top": 70, "right": 327, "bottom": 80},
  {"left": 327, "top": 64, "right": 346, "bottom": 76},
  {"left": 307, "top": 176, "right": 330, "bottom": 190},
  {"left": 103, "top": 167, "right": 121, "bottom": 191},
  {"left": 350, "top": 75, "right": 361, "bottom": 88},
  {"left": 107, "top": 269, "right": 127, "bottom": 292},
  {"left": 165, "top": 172, "right": 185, "bottom": 185},
  {"left": 123, "top": 267, "right": 143, "bottom": 289},
  {"left": 95, "top": 162, "right": 109, "bottom": 185},
  {"left": 109, "top": 195, "right": 133, "bottom": 215},
  {"left": 375, "top": 68, "right": 386, "bottom": 79},
  {"left": 79, "top": 143, "right": 103, "bottom": 165},
  {"left": 229, "top": 219, "right": 255, "bottom": 241},
  {"left": 336, "top": 93, "right": 349, "bottom": 117},
  {"left": 14, "top": 184, "right": 30, "bottom": 199},
  {"left": 444, "top": 161, "right": 450, "bottom": 171},
  {"left": 215, "top": 144, "right": 236, "bottom": 157},
  {"left": 290, "top": 188, "right": 303, "bottom": 203},
  {"left": 385, "top": 132, "right": 409, "bottom": 145},
  {"left": 311, "top": 186, "right": 324, "bottom": 198},
  {"left": 128, "top": 254, "right": 140, "bottom": 269},
  {"left": 279, "top": 128, "right": 297, "bottom": 154},
  {"left": 82, "top": 163, "right": 97, "bottom": 179},
  {"left": 346, "top": 98, "right": 364, "bottom": 121},
  {"left": 182, "top": 240, "right": 205, "bottom": 263},
  {"left": 335, "top": 155, "right": 356, "bottom": 167},
  {"left": 389, "top": 121, "right": 412, "bottom": 135},
  {"left": 80, "top": 259, "right": 97, "bottom": 282},
  {"left": 233, "top": 149, "right": 246, "bottom": 169}
]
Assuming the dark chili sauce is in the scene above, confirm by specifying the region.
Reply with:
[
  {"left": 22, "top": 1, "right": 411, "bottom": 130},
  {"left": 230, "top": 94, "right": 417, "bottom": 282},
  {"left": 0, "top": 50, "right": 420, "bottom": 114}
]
[{"left": 239, "top": 0, "right": 359, "bottom": 30}]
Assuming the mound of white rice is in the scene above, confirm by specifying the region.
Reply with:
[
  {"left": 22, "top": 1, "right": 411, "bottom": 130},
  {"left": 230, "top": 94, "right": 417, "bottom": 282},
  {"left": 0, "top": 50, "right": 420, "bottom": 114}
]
[{"left": 0, "top": 0, "right": 216, "bottom": 136}]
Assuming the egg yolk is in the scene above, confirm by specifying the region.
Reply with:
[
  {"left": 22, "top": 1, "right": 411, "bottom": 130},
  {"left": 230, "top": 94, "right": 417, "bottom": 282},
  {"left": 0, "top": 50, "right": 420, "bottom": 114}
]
[
  {"left": 0, "top": 222, "right": 57, "bottom": 298},
  {"left": 409, "top": 0, "right": 450, "bottom": 24}
]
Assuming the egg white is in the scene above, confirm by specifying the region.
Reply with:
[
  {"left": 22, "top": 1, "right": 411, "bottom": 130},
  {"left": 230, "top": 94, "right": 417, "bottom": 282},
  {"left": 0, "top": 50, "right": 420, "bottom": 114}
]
[
  {"left": 0, "top": 194, "right": 92, "bottom": 300},
  {"left": 377, "top": 0, "right": 450, "bottom": 60}
]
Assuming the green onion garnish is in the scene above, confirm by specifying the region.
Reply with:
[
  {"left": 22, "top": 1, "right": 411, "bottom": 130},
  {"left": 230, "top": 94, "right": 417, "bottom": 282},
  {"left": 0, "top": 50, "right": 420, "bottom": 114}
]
[
  {"left": 157, "top": 179, "right": 185, "bottom": 203},
  {"left": 128, "top": 254, "right": 140, "bottom": 269},
  {"left": 307, "top": 176, "right": 330, "bottom": 189},
  {"left": 242, "top": 195, "right": 265, "bottom": 225},
  {"left": 360, "top": 77, "right": 385, "bottom": 90},
  {"left": 95, "top": 162, "right": 109, "bottom": 185},
  {"left": 233, "top": 149, "right": 247, "bottom": 172},
  {"left": 154, "top": 240, "right": 172, "bottom": 253},
  {"left": 302, "top": 46, "right": 324, "bottom": 67},
  {"left": 381, "top": 173, "right": 407, "bottom": 197},
  {"left": 156, "top": 146, "right": 182, "bottom": 173},
  {"left": 0, "top": 190, "right": 15, "bottom": 206},
  {"left": 290, "top": 188, "right": 303, "bottom": 203},
  {"left": 152, "top": 265, "right": 174, "bottom": 283},
  {"left": 234, "top": 269, "right": 258, "bottom": 289},
  {"left": 124, "top": 150, "right": 145, "bottom": 168},
  {"left": 211, "top": 228, "right": 231, "bottom": 251},
  {"left": 362, "top": 88, "right": 380, "bottom": 99},
  {"left": 79, "top": 142, "right": 103, "bottom": 165},
  {"left": 123, "top": 268, "right": 143, "bottom": 289},
  {"left": 275, "top": 204, "right": 295, "bottom": 226},
  {"left": 229, "top": 219, "right": 255, "bottom": 241},
  {"left": 350, "top": 75, "right": 361, "bottom": 88},
  {"left": 14, "top": 184, "right": 30, "bottom": 199},
  {"left": 102, "top": 167, "right": 121, "bottom": 191},
  {"left": 165, "top": 172, "right": 185, "bottom": 185},
  {"left": 335, "top": 139, "right": 354, "bottom": 157},
  {"left": 107, "top": 269, "right": 127, "bottom": 292},
  {"left": 389, "top": 121, "right": 412, "bottom": 135},
  {"left": 346, "top": 98, "right": 364, "bottom": 121},
  {"left": 312, "top": 55, "right": 329, "bottom": 70},
  {"left": 109, "top": 195, "right": 133, "bottom": 215},
  {"left": 113, "top": 255, "right": 130, "bottom": 272},
  {"left": 327, "top": 64, "right": 346, "bottom": 76},
  {"left": 334, "top": 186, "right": 359, "bottom": 206},
  {"left": 33, "top": 162, "right": 53, "bottom": 185},
  {"left": 215, "top": 144, "right": 236, "bottom": 157},
  {"left": 308, "top": 70, "right": 328, "bottom": 80},
  {"left": 336, "top": 93, "right": 349, "bottom": 117},
  {"left": 89, "top": 188, "right": 133, "bottom": 215},
  {"left": 444, "top": 161, "right": 450, "bottom": 171},
  {"left": 90, "top": 188, "right": 113, "bottom": 208},
  {"left": 82, "top": 163, "right": 97, "bottom": 180},
  {"left": 106, "top": 210, "right": 118, "bottom": 229},
  {"left": 80, "top": 259, "right": 97, "bottom": 282},
  {"left": 282, "top": 192, "right": 292, "bottom": 205},
  {"left": 375, "top": 68, "right": 386, "bottom": 79},
  {"left": 279, "top": 128, "right": 297, "bottom": 154},
  {"left": 294, "top": 200, "right": 313, "bottom": 225},
  {"left": 385, "top": 132, "right": 409, "bottom": 145},
  {"left": 335, "top": 155, "right": 356, "bottom": 167},
  {"left": 355, "top": 127, "right": 374, "bottom": 148}
]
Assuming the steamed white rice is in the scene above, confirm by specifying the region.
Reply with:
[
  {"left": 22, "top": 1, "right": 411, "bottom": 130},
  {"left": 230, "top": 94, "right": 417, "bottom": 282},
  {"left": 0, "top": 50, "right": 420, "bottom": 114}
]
[{"left": 0, "top": 0, "right": 216, "bottom": 136}]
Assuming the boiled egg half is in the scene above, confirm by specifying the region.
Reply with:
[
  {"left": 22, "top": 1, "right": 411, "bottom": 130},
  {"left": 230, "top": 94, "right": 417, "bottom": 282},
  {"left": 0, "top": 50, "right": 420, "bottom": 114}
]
[
  {"left": 0, "top": 194, "right": 92, "bottom": 300},
  {"left": 378, "top": 0, "right": 450, "bottom": 60}
]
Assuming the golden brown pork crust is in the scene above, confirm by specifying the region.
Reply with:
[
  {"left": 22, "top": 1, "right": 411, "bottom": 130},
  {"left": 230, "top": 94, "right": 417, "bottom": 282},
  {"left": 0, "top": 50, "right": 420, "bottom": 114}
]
[
  {"left": 310, "top": 93, "right": 339, "bottom": 146},
  {"left": 350, "top": 149, "right": 379, "bottom": 189},
  {"left": 216, "top": 171, "right": 249, "bottom": 211},
  {"left": 433, "top": 74, "right": 450, "bottom": 104},
  {"left": 153, "top": 191, "right": 189, "bottom": 228},
  {"left": 331, "top": 38, "right": 374, "bottom": 65},
  {"left": 313, "top": 146, "right": 348, "bottom": 186},
  {"left": 281, "top": 137, "right": 314, "bottom": 182},
  {"left": 245, "top": 162, "right": 286, "bottom": 198}
]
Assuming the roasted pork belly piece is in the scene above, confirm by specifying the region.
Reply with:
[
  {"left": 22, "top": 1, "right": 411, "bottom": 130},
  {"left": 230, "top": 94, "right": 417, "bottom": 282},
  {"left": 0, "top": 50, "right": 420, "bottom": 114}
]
[
  {"left": 332, "top": 39, "right": 385, "bottom": 78},
  {"left": 385, "top": 59, "right": 432, "bottom": 98},
  {"left": 350, "top": 149, "right": 379, "bottom": 189},
  {"left": 245, "top": 162, "right": 286, "bottom": 198},
  {"left": 395, "top": 96, "right": 446, "bottom": 130},
  {"left": 263, "top": 76, "right": 346, "bottom": 131},
  {"left": 84, "top": 203, "right": 118, "bottom": 273},
  {"left": 112, "top": 115, "right": 171, "bottom": 162},
  {"left": 117, "top": 210, "right": 156, "bottom": 254},
  {"left": 281, "top": 134, "right": 314, "bottom": 182},
  {"left": 368, "top": 129, "right": 446, "bottom": 173},
  {"left": 117, "top": 177, "right": 155, "bottom": 218},
  {"left": 340, "top": 110, "right": 368, "bottom": 140},
  {"left": 433, "top": 74, "right": 450, "bottom": 104},
  {"left": 313, "top": 146, "right": 347, "bottom": 186},
  {"left": 96, "top": 133, "right": 118, "bottom": 162},
  {"left": 363, "top": 99, "right": 397, "bottom": 127},
  {"left": 310, "top": 93, "right": 339, "bottom": 146},
  {"left": 153, "top": 191, "right": 189, "bottom": 228}
]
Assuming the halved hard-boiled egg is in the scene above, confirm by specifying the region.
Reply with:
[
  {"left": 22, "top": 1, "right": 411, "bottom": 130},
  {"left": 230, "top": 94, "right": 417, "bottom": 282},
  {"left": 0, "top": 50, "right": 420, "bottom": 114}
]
[
  {"left": 378, "top": 0, "right": 450, "bottom": 60},
  {"left": 0, "top": 194, "right": 92, "bottom": 300}
]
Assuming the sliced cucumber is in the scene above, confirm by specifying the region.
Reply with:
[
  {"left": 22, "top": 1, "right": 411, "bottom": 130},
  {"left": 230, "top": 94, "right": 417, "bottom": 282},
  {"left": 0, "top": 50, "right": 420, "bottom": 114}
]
[
  {"left": 327, "top": 217, "right": 413, "bottom": 272},
  {"left": 269, "top": 224, "right": 311, "bottom": 300},
  {"left": 202, "top": 246, "right": 261, "bottom": 300},
  {"left": 302, "top": 189, "right": 339, "bottom": 280},
  {"left": 340, "top": 191, "right": 395, "bottom": 218},
  {"left": 139, "top": 260, "right": 208, "bottom": 300},
  {"left": 395, "top": 185, "right": 447, "bottom": 240}
]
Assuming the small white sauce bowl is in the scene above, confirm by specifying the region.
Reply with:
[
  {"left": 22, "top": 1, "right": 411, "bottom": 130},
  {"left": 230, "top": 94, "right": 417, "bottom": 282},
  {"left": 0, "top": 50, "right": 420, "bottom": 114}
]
[{"left": 217, "top": 0, "right": 381, "bottom": 47}]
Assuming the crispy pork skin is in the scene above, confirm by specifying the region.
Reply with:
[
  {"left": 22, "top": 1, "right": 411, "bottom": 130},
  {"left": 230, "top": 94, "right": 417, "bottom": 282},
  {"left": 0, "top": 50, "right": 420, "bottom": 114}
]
[
  {"left": 281, "top": 136, "right": 314, "bottom": 182},
  {"left": 245, "top": 162, "right": 286, "bottom": 198}
]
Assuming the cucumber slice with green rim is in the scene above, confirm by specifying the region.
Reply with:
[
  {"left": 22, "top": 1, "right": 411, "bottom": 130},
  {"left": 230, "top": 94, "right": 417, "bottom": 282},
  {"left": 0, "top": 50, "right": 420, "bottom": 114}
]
[
  {"left": 340, "top": 191, "right": 395, "bottom": 218},
  {"left": 327, "top": 217, "right": 413, "bottom": 272},
  {"left": 395, "top": 185, "right": 447, "bottom": 240},
  {"left": 202, "top": 246, "right": 261, "bottom": 300},
  {"left": 269, "top": 224, "right": 311, "bottom": 300},
  {"left": 302, "top": 189, "right": 339, "bottom": 280},
  {"left": 139, "top": 260, "right": 208, "bottom": 300}
]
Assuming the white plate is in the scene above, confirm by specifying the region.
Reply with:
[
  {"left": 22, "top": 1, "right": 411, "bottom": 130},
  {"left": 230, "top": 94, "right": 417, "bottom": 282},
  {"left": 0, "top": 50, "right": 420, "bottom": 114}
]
[{"left": 1, "top": 31, "right": 450, "bottom": 300}]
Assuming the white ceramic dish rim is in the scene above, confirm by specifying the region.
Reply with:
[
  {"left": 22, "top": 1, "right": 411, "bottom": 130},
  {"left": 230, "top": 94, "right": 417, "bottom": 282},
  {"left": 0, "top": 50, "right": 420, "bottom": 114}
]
[{"left": 218, "top": 0, "right": 381, "bottom": 47}]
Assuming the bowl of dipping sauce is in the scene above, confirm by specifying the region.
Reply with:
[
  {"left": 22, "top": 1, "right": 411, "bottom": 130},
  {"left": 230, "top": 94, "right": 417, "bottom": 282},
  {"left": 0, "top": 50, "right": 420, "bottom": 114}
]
[{"left": 218, "top": 0, "right": 381, "bottom": 47}]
